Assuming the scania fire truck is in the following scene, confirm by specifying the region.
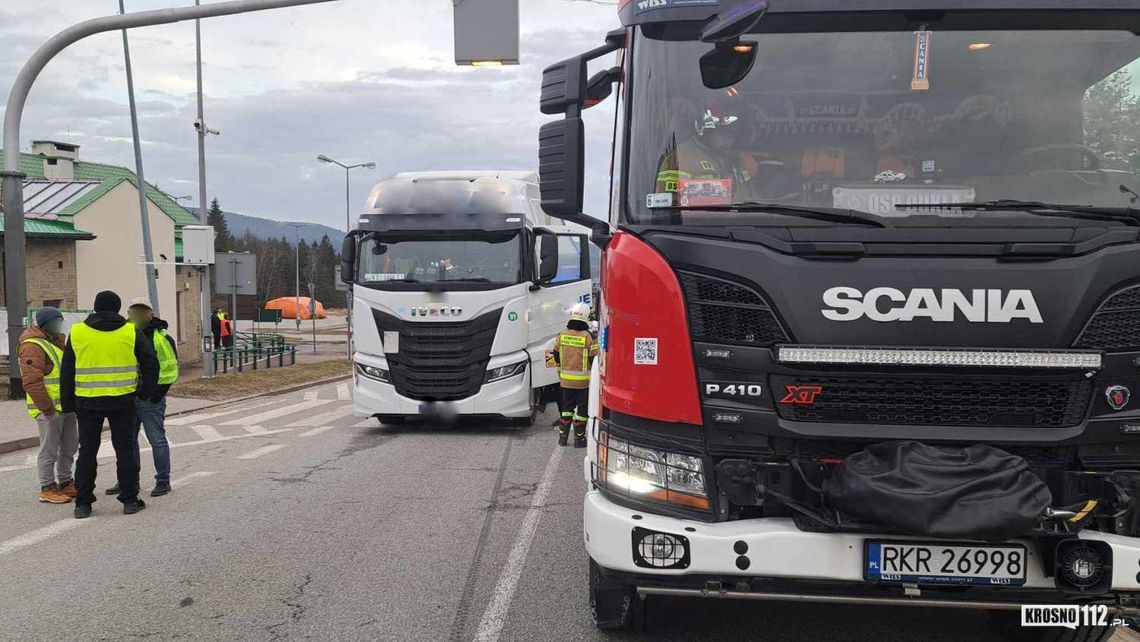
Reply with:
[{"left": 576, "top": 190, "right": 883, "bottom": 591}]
[{"left": 537, "top": 0, "right": 1140, "bottom": 637}]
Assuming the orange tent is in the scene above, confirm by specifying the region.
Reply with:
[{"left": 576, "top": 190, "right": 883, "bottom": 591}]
[{"left": 264, "top": 297, "right": 327, "bottom": 320}]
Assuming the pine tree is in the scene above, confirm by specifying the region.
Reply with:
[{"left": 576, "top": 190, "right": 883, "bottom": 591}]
[
  {"left": 1084, "top": 70, "right": 1140, "bottom": 170},
  {"left": 207, "top": 198, "right": 234, "bottom": 252}
]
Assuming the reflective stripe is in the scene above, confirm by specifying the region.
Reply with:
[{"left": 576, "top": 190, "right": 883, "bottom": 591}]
[
  {"left": 573, "top": 415, "right": 588, "bottom": 422},
  {"left": 559, "top": 370, "right": 590, "bottom": 381},
  {"left": 560, "top": 412, "right": 574, "bottom": 418},
  {"left": 75, "top": 365, "right": 137, "bottom": 374},
  {"left": 76, "top": 378, "right": 138, "bottom": 389}
]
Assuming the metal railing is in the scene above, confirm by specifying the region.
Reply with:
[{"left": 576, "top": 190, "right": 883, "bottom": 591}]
[{"left": 213, "top": 331, "right": 297, "bottom": 373}]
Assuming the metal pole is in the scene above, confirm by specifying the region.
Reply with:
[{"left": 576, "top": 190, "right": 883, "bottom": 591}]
[
  {"left": 344, "top": 166, "right": 353, "bottom": 360},
  {"left": 119, "top": 0, "right": 161, "bottom": 318},
  {"left": 195, "top": 0, "right": 214, "bottom": 378},
  {"left": 294, "top": 226, "right": 301, "bottom": 331},
  {"left": 230, "top": 257, "right": 238, "bottom": 369},
  {"left": 2, "top": 0, "right": 342, "bottom": 391}
]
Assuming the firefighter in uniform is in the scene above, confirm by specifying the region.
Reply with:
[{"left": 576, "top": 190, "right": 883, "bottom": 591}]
[
  {"left": 552, "top": 302, "right": 598, "bottom": 448},
  {"left": 61, "top": 290, "right": 159, "bottom": 519}
]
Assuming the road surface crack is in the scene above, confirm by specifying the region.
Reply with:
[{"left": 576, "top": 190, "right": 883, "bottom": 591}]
[{"left": 264, "top": 573, "right": 314, "bottom": 641}]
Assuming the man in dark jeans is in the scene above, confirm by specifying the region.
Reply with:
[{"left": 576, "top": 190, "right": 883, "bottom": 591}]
[{"left": 60, "top": 291, "right": 159, "bottom": 518}]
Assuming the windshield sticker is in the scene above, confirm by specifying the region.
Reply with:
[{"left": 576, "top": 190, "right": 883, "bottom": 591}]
[
  {"left": 363, "top": 273, "right": 407, "bottom": 282},
  {"left": 632, "top": 0, "right": 718, "bottom": 15},
  {"left": 911, "top": 30, "right": 932, "bottom": 91},
  {"left": 646, "top": 192, "right": 675, "bottom": 209},
  {"left": 833, "top": 185, "right": 976, "bottom": 216},
  {"left": 678, "top": 178, "right": 733, "bottom": 207}
]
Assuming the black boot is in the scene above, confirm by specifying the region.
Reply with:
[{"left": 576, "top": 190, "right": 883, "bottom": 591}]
[
  {"left": 557, "top": 432, "right": 569, "bottom": 447},
  {"left": 104, "top": 484, "right": 119, "bottom": 496},
  {"left": 573, "top": 424, "right": 587, "bottom": 448},
  {"left": 150, "top": 482, "right": 171, "bottom": 497},
  {"left": 74, "top": 504, "right": 92, "bottom": 519},
  {"left": 123, "top": 498, "right": 147, "bottom": 515}
]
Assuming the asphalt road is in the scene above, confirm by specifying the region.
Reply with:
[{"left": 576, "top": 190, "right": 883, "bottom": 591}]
[{"left": 0, "top": 380, "right": 1133, "bottom": 641}]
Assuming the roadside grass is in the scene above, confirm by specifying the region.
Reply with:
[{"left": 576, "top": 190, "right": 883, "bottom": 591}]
[{"left": 171, "top": 358, "right": 351, "bottom": 400}]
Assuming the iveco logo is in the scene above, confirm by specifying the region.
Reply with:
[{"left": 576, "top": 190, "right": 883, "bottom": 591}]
[{"left": 821, "top": 287, "right": 1043, "bottom": 324}]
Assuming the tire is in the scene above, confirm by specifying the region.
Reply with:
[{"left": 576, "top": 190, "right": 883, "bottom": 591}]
[
  {"left": 988, "top": 610, "right": 1116, "bottom": 642},
  {"left": 589, "top": 559, "right": 641, "bottom": 630}
]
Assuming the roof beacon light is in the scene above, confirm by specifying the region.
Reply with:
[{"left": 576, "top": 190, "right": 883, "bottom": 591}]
[{"left": 777, "top": 346, "right": 1102, "bottom": 370}]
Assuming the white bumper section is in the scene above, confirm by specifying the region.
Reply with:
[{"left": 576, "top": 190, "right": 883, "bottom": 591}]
[
  {"left": 352, "top": 353, "right": 532, "bottom": 418},
  {"left": 584, "top": 490, "right": 1140, "bottom": 592}
]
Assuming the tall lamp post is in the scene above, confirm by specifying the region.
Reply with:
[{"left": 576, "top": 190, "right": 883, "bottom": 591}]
[
  {"left": 287, "top": 222, "right": 303, "bottom": 331},
  {"left": 317, "top": 154, "right": 374, "bottom": 359}
]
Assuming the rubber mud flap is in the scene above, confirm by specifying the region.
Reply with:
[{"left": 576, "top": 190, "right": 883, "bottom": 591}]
[{"left": 822, "top": 441, "right": 1052, "bottom": 542}]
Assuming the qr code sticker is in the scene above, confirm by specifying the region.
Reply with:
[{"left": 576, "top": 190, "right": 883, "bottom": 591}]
[{"left": 633, "top": 338, "right": 658, "bottom": 365}]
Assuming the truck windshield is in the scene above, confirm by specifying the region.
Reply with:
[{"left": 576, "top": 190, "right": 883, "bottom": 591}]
[
  {"left": 626, "top": 28, "right": 1140, "bottom": 226},
  {"left": 357, "top": 231, "right": 523, "bottom": 287}
]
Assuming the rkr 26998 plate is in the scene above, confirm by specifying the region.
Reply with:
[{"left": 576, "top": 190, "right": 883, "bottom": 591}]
[{"left": 865, "top": 540, "right": 1027, "bottom": 586}]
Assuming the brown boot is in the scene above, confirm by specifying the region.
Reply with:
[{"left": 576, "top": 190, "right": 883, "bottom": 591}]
[
  {"left": 39, "top": 484, "right": 71, "bottom": 504},
  {"left": 58, "top": 481, "right": 77, "bottom": 498}
]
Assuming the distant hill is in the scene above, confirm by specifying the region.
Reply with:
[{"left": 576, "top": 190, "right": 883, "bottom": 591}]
[{"left": 186, "top": 207, "right": 342, "bottom": 246}]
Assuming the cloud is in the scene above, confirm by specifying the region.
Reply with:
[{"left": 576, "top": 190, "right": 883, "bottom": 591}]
[{"left": 0, "top": 0, "right": 621, "bottom": 225}]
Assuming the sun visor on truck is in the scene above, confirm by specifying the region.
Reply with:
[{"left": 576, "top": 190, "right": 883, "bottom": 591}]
[
  {"left": 359, "top": 178, "right": 530, "bottom": 233},
  {"left": 822, "top": 441, "right": 1052, "bottom": 542}
]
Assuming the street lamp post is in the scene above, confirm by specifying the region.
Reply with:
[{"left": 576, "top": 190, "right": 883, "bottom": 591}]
[
  {"left": 288, "top": 222, "right": 303, "bottom": 331},
  {"left": 317, "top": 154, "right": 374, "bottom": 360}
]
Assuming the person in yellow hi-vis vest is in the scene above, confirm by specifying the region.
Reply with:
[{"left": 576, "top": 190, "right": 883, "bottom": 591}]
[
  {"left": 99, "top": 298, "right": 178, "bottom": 499},
  {"left": 18, "top": 307, "right": 78, "bottom": 505},
  {"left": 552, "top": 302, "right": 599, "bottom": 448},
  {"left": 60, "top": 291, "right": 159, "bottom": 519}
]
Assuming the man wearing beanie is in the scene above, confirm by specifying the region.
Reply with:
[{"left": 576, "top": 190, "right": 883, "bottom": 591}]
[
  {"left": 19, "top": 307, "right": 78, "bottom": 504},
  {"left": 60, "top": 290, "right": 159, "bottom": 518}
]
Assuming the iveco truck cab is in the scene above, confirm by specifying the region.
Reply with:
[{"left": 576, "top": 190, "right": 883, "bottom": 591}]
[
  {"left": 340, "top": 171, "right": 593, "bottom": 425},
  {"left": 539, "top": 0, "right": 1140, "bottom": 637}
]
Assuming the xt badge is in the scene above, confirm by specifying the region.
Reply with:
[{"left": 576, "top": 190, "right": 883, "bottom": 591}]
[
  {"left": 780, "top": 385, "right": 823, "bottom": 405},
  {"left": 1106, "top": 385, "right": 1131, "bottom": 411}
]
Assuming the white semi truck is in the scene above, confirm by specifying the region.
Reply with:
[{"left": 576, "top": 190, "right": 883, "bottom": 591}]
[{"left": 339, "top": 171, "right": 594, "bottom": 425}]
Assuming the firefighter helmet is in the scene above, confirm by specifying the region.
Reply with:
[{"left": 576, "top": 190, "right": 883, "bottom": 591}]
[{"left": 570, "top": 302, "right": 592, "bottom": 322}]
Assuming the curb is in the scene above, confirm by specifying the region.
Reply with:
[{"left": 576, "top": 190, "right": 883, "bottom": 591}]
[{"left": 0, "top": 373, "right": 353, "bottom": 457}]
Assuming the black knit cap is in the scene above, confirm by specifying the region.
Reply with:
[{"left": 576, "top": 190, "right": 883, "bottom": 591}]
[{"left": 93, "top": 290, "right": 122, "bottom": 313}]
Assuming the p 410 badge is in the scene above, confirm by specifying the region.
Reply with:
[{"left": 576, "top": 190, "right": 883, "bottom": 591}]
[{"left": 704, "top": 382, "right": 763, "bottom": 400}]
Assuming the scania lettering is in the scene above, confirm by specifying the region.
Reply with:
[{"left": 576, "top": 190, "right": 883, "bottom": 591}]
[
  {"left": 339, "top": 171, "right": 593, "bottom": 425},
  {"left": 821, "top": 287, "right": 1044, "bottom": 323},
  {"left": 537, "top": 1, "right": 1140, "bottom": 637}
]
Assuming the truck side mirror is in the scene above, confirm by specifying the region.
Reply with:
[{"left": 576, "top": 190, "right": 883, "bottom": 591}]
[
  {"left": 539, "top": 117, "right": 585, "bottom": 221},
  {"left": 583, "top": 67, "right": 620, "bottom": 109},
  {"left": 540, "top": 56, "right": 588, "bottom": 116},
  {"left": 537, "top": 233, "right": 559, "bottom": 285},
  {"left": 340, "top": 233, "right": 357, "bottom": 284}
]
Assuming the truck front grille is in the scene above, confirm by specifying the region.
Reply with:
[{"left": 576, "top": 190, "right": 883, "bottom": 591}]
[
  {"left": 1075, "top": 283, "right": 1140, "bottom": 351},
  {"left": 771, "top": 374, "right": 1093, "bottom": 428},
  {"left": 678, "top": 272, "right": 789, "bottom": 346},
  {"left": 372, "top": 309, "right": 501, "bottom": 401}
]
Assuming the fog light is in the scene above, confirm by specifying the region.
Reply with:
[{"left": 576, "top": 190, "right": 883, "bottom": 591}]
[
  {"left": 631, "top": 527, "right": 690, "bottom": 570},
  {"left": 1055, "top": 540, "right": 1112, "bottom": 594}
]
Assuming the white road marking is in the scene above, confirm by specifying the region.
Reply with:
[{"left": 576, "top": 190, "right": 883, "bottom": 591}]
[
  {"left": 243, "top": 425, "right": 269, "bottom": 435},
  {"left": 173, "top": 471, "right": 217, "bottom": 488},
  {"left": 286, "top": 405, "right": 355, "bottom": 427},
  {"left": 474, "top": 446, "right": 564, "bottom": 642},
  {"left": 299, "top": 426, "right": 334, "bottom": 438},
  {"left": 336, "top": 383, "right": 350, "bottom": 400},
  {"left": 166, "top": 399, "right": 278, "bottom": 426},
  {"left": 303, "top": 390, "right": 319, "bottom": 401},
  {"left": 220, "top": 399, "right": 333, "bottom": 426},
  {"left": 0, "top": 429, "right": 298, "bottom": 474},
  {"left": 0, "top": 518, "right": 91, "bottom": 557},
  {"left": 237, "top": 444, "right": 285, "bottom": 460},
  {"left": 190, "top": 425, "right": 224, "bottom": 441}
]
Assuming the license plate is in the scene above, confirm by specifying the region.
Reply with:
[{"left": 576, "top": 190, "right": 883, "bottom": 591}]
[{"left": 865, "top": 540, "right": 1027, "bottom": 587}]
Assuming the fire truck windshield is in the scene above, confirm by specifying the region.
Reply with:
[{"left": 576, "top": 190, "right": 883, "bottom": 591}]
[{"left": 625, "top": 28, "right": 1140, "bottom": 226}]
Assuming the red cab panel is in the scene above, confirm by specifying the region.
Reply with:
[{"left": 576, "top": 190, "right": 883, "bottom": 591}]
[{"left": 601, "top": 231, "right": 702, "bottom": 426}]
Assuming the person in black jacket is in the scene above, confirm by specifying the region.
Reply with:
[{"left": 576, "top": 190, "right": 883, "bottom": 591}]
[
  {"left": 61, "top": 290, "right": 159, "bottom": 518},
  {"left": 210, "top": 307, "right": 223, "bottom": 350}
]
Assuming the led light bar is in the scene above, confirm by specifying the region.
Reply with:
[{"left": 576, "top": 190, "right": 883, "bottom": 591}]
[{"left": 777, "top": 346, "right": 1102, "bottom": 369}]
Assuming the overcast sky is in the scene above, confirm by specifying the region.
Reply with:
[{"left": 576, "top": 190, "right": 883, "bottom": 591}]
[{"left": 0, "top": 0, "right": 621, "bottom": 228}]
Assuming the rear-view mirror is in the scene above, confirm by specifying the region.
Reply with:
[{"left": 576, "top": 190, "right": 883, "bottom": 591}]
[
  {"left": 537, "top": 233, "right": 559, "bottom": 284},
  {"left": 700, "top": 0, "right": 768, "bottom": 43},
  {"left": 539, "top": 117, "right": 585, "bottom": 220},
  {"left": 540, "top": 56, "right": 587, "bottom": 116},
  {"left": 700, "top": 40, "right": 757, "bottom": 89},
  {"left": 583, "top": 67, "right": 619, "bottom": 109},
  {"left": 339, "top": 233, "right": 357, "bottom": 284}
]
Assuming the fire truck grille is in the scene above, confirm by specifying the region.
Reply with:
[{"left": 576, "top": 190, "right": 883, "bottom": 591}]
[
  {"left": 1075, "top": 284, "right": 1140, "bottom": 351},
  {"left": 372, "top": 309, "right": 501, "bottom": 401},
  {"left": 678, "top": 272, "right": 790, "bottom": 346},
  {"left": 771, "top": 375, "right": 1093, "bottom": 428}
]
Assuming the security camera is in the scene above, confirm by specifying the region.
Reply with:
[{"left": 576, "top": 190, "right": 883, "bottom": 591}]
[{"left": 193, "top": 119, "right": 220, "bottom": 136}]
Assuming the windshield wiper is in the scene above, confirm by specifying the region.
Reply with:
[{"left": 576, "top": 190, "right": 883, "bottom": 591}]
[
  {"left": 438, "top": 277, "right": 492, "bottom": 283},
  {"left": 895, "top": 200, "right": 1140, "bottom": 226},
  {"left": 661, "top": 202, "right": 890, "bottom": 228}
]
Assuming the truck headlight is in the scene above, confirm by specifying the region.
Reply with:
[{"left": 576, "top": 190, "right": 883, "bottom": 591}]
[
  {"left": 596, "top": 429, "right": 709, "bottom": 511},
  {"left": 356, "top": 363, "right": 390, "bottom": 383},
  {"left": 485, "top": 360, "right": 527, "bottom": 383}
]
